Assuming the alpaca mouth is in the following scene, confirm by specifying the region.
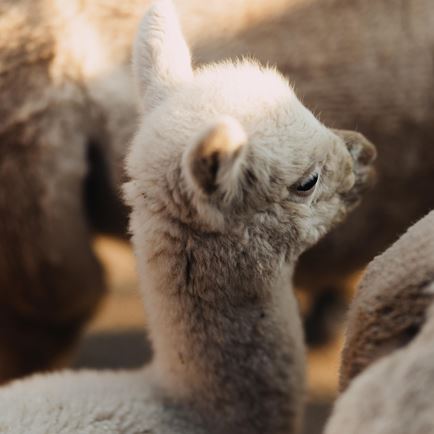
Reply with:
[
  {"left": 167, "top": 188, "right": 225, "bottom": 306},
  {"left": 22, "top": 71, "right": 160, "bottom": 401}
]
[
  {"left": 342, "top": 156, "right": 377, "bottom": 209},
  {"left": 331, "top": 128, "right": 377, "bottom": 208},
  {"left": 341, "top": 137, "right": 377, "bottom": 208},
  {"left": 342, "top": 164, "right": 377, "bottom": 208}
]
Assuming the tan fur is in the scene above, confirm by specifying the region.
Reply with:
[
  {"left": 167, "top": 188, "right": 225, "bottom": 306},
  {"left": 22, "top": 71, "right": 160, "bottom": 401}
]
[
  {"left": 0, "top": 0, "right": 431, "bottom": 380},
  {"left": 339, "top": 210, "right": 434, "bottom": 390},
  {"left": 0, "top": 3, "right": 376, "bottom": 432},
  {"left": 326, "top": 210, "right": 434, "bottom": 434}
]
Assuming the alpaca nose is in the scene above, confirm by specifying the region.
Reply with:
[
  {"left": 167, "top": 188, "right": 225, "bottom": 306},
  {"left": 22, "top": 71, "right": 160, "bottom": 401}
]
[
  {"left": 333, "top": 129, "right": 377, "bottom": 207},
  {"left": 346, "top": 133, "right": 377, "bottom": 190},
  {"left": 346, "top": 133, "right": 377, "bottom": 167},
  {"left": 331, "top": 129, "right": 377, "bottom": 168}
]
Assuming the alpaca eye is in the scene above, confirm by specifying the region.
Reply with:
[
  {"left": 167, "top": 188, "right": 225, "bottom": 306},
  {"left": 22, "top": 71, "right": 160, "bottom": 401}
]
[{"left": 295, "top": 172, "right": 319, "bottom": 195}]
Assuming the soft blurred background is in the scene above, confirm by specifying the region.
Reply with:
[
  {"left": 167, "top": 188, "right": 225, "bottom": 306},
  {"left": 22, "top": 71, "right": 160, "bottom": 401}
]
[{"left": 1, "top": 0, "right": 433, "bottom": 433}]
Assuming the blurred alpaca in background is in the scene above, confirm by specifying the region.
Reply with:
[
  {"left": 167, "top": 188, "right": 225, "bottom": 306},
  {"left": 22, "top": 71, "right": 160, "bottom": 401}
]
[
  {"left": 326, "top": 210, "right": 434, "bottom": 434},
  {"left": 0, "top": 0, "right": 433, "bottom": 381}
]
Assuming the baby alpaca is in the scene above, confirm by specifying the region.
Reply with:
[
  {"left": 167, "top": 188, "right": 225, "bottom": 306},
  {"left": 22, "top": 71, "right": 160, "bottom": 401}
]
[
  {"left": 3, "top": 0, "right": 433, "bottom": 381},
  {"left": 0, "top": 1, "right": 375, "bottom": 433},
  {"left": 326, "top": 210, "right": 434, "bottom": 434}
]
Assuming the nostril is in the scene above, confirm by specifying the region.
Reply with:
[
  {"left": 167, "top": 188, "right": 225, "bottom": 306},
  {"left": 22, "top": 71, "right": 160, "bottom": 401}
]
[
  {"left": 335, "top": 130, "right": 377, "bottom": 166},
  {"left": 359, "top": 142, "right": 377, "bottom": 165},
  {"left": 348, "top": 140, "right": 377, "bottom": 166}
]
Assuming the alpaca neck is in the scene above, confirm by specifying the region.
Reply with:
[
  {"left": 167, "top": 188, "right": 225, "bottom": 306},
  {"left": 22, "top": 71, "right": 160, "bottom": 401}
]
[{"left": 137, "top": 222, "right": 305, "bottom": 433}]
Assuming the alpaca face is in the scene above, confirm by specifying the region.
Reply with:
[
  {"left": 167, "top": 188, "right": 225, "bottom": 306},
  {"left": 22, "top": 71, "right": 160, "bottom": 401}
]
[{"left": 126, "top": 0, "right": 376, "bottom": 256}]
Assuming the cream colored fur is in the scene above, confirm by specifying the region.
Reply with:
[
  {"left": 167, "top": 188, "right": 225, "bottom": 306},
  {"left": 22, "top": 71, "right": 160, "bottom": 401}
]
[
  {"left": 1, "top": 0, "right": 433, "bottom": 380},
  {"left": 0, "top": 1, "right": 375, "bottom": 433}
]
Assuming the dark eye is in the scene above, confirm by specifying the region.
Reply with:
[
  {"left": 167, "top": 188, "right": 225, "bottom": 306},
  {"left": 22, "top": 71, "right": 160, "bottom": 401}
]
[{"left": 296, "top": 173, "right": 319, "bottom": 194}]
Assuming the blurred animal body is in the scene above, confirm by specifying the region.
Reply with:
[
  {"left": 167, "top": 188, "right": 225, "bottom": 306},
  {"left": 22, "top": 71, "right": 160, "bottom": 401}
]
[
  {"left": 326, "top": 210, "right": 434, "bottom": 434},
  {"left": 0, "top": 1, "right": 375, "bottom": 432},
  {"left": 0, "top": 0, "right": 432, "bottom": 380}
]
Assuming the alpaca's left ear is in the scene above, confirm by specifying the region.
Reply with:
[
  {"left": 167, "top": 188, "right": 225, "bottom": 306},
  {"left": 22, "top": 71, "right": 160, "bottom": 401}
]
[
  {"left": 132, "top": 0, "right": 193, "bottom": 112},
  {"left": 184, "top": 117, "right": 248, "bottom": 202}
]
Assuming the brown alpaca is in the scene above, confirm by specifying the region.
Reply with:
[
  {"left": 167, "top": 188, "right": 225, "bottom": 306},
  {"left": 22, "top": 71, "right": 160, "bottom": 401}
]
[{"left": 0, "top": 0, "right": 432, "bottom": 381}]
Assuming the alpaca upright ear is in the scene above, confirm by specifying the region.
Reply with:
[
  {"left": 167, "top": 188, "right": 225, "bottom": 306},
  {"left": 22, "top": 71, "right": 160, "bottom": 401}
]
[
  {"left": 184, "top": 117, "right": 248, "bottom": 202},
  {"left": 132, "top": 0, "right": 193, "bottom": 111}
]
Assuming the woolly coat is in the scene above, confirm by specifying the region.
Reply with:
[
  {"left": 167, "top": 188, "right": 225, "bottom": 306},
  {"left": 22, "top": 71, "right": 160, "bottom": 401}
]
[{"left": 326, "top": 210, "right": 434, "bottom": 434}]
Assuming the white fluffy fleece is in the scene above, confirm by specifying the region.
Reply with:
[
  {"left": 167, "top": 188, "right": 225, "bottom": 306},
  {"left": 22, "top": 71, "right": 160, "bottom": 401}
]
[{"left": 0, "top": 1, "right": 375, "bottom": 433}]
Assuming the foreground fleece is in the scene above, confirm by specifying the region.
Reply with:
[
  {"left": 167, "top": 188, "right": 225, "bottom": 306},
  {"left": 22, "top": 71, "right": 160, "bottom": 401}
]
[
  {"left": 0, "top": 1, "right": 375, "bottom": 433},
  {"left": 326, "top": 210, "right": 434, "bottom": 434}
]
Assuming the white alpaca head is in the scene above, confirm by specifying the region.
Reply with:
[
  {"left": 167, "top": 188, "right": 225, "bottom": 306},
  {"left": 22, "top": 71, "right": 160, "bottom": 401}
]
[{"left": 125, "top": 0, "right": 376, "bottom": 256}]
